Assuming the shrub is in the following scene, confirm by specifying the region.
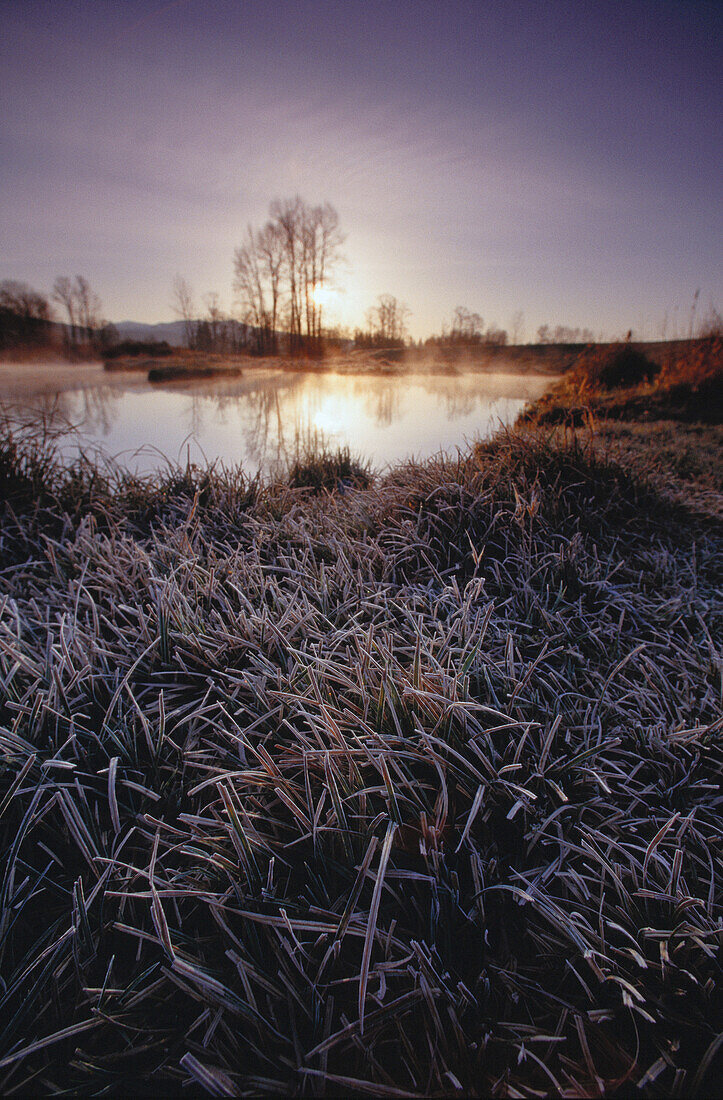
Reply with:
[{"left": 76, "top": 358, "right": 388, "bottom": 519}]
[
  {"left": 104, "top": 340, "right": 173, "bottom": 359},
  {"left": 574, "top": 343, "right": 661, "bottom": 391}
]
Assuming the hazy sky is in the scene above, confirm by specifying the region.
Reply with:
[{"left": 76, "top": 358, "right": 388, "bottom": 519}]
[{"left": 2, "top": 0, "right": 721, "bottom": 340}]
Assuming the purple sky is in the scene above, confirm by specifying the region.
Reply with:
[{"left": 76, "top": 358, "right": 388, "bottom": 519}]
[{"left": 2, "top": 0, "right": 721, "bottom": 340}]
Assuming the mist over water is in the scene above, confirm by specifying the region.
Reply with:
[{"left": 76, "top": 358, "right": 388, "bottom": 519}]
[{"left": 1, "top": 366, "right": 551, "bottom": 477}]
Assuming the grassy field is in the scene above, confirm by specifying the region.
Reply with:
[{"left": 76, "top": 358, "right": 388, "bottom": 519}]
[{"left": 0, "top": 343, "right": 721, "bottom": 1095}]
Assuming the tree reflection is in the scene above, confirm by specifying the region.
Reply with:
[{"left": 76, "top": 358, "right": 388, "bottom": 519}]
[
  {"left": 2, "top": 383, "right": 124, "bottom": 439},
  {"left": 1, "top": 368, "right": 541, "bottom": 478}
]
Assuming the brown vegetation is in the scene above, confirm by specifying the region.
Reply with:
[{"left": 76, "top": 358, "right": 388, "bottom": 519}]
[{"left": 521, "top": 337, "right": 723, "bottom": 426}]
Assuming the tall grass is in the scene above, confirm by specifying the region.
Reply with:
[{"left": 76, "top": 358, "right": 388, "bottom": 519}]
[{"left": 0, "top": 421, "right": 720, "bottom": 1095}]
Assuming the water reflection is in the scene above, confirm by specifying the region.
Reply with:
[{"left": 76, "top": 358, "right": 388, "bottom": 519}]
[{"left": 1, "top": 368, "right": 551, "bottom": 476}]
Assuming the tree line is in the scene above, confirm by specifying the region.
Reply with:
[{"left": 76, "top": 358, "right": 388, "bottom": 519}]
[
  {"left": 423, "top": 305, "right": 510, "bottom": 349},
  {"left": 2, "top": 194, "right": 622, "bottom": 358},
  {"left": 536, "top": 323, "right": 596, "bottom": 344},
  {"left": 0, "top": 275, "right": 114, "bottom": 353},
  {"left": 178, "top": 199, "right": 516, "bottom": 353}
]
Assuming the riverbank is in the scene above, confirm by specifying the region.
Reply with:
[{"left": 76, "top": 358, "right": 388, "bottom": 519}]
[
  {"left": 520, "top": 337, "right": 722, "bottom": 427},
  {"left": 1, "top": 386, "right": 720, "bottom": 1095}
]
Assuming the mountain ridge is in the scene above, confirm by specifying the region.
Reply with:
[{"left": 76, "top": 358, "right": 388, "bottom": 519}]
[{"left": 113, "top": 320, "right": 189, "bottom": 345}]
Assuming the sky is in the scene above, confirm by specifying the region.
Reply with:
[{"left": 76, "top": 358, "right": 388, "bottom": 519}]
[{"left": 1, "top": 0, "right": 721, "bottom": 341}]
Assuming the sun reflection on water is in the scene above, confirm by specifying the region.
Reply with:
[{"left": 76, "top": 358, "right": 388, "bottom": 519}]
[{"left": 2, "top": 368, "right": 551, "bottom": 477}]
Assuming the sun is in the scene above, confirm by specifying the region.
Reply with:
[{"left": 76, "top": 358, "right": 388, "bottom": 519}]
[{"left": 311, "top": 285, "right": 338, "bottom": 310}]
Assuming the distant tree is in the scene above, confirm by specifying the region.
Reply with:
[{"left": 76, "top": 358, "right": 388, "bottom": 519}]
[
  {"left": 365, "top": 294, "right": 411, "bottom": 346},
  {"left": 536, "top": 323, "right": 595, "bottom": 345},
  {"left": 552, "top": 325, "right": 580, "bottom": 344},
  {"left": 424, "top": 308, "right": 513, "bottom": 349},
  {"left": 698, "top": 302, "right": 722, "bottom": 338},
  {"left": 73, "top": 276, "right": 103, "bottom": 345},
  {"left": 98, "top": 322, "right": 120, "bottom": 352},
  {"left": 226, "top": 319, "right": 251, "bottom": 352},
  {"left": 172, "top": 275, "right": 198, "bottom": 348},
  {"left": 482, "top": 326, "right": 508, "bottom": 346},
  {"left": 195, "top": 319, "right": 212, "bottom": 351},
  {"left": 451, "top": 306, "right": 483, "bottom": 343},
  {"left": 53, "top": 276, "right": 78, "bottom": 347},
  {"left": 688, "top": 288, "right": 700, "bottom": 340},
  {"left": 510, "top": 310, "right": 525, "bottom": 344},
  {"left": 0, "top": 280, "right": 54, "bottom": 348},
  {"left": 203, "top": 291, "right": 227, "bottom": 352}
]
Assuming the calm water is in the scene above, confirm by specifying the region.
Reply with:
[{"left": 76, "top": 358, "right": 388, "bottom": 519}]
[{"left": 2, "top": 367, "right": 551, "bottom": 476}]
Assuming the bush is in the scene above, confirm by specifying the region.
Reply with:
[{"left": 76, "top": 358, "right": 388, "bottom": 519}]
[
  {"left": 104, "top": 340, "right": 173, "bottom": 359},
  {"left": 576, "top": 343, "right": 661, "bottom": 391}
]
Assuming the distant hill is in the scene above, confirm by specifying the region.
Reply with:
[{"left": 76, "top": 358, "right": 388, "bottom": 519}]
[{"left": 114, "top": 320, "right": 190, "bottom": 346}]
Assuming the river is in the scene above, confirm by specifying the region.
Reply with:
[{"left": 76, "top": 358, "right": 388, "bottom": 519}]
[{"left": 0, "top": 361, "right": 552, "bottom": 477}]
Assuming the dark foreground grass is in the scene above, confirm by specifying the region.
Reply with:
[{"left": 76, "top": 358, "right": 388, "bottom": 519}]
[{"left": 0, "top": 419, "right": 720, "bottom": 1096}]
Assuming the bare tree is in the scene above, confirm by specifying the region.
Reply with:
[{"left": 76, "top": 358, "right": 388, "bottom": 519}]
[
  {"left": 234, "top": 225, "right": 279, "bottom": 353},
  {"left": 366, "top": 294, "right": 411, "bottom": 346},
  {"left": 270, "top": 196, "right": 304, "bottom": 347},
  {"left": 559, "top": 325, "right": 586, "bottom": 343},
  {"left": 234, "top": 198, "right": 344, "bottom": 354},
  {"left": 697, "top": 302, "right": 722, "bottom": 337},
  {"left": 172, "top": 275, "right": 197, "bottom": 348},
  {"left": 482, "top": 325, "right": 508, "bottom": 346},
  {"left": 451, "top": 306, "right": 483, "bottom": 343},
  {"left": 688, "top": 288, "right": 701, "bottom": 339},
  {"left": 301, "top": 202, "right": 344, "bottom": 342},
  {"left": 52, "top": 275, "right": 104, "bottom": 349},
  {"left": 53, "top": 276, "right": 78, "bottom": 347},
  {"left": 257, "top": 222, "right": 285, "bottom": 341},
  {"left": 510, "top": 310, "right": 525, "bottom": 345},
  {"left": 0, "top": 280, "right": 54, "bottom": 348},
  {"left": 203, "top": 291, "right": 228, "bottom": 352},
  {"left": 73, "top": 276, "right": 103, "bottom": 345}
]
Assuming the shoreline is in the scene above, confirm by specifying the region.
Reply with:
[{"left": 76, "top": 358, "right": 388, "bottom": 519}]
[
  {"left": 0, "top": 355, "right": 560, "bottom": 399},
  {"left": 0, "top": 335, "right": 714, "bottom": 394}
]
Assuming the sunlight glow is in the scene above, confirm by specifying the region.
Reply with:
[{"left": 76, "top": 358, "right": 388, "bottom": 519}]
[
  {"left": 312, "top": 394, "right": 352, "bottom": 435},
  {"left": 312, "top": 285, "right": 339, "bottom": 310}
]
